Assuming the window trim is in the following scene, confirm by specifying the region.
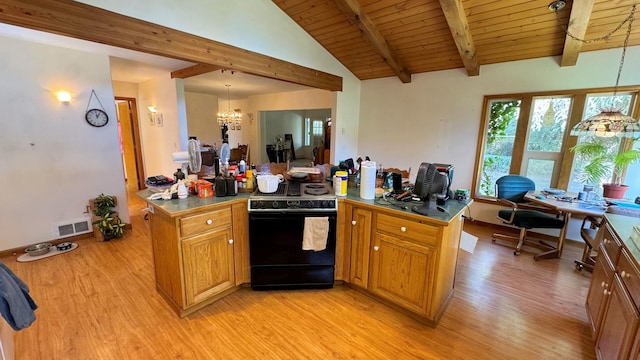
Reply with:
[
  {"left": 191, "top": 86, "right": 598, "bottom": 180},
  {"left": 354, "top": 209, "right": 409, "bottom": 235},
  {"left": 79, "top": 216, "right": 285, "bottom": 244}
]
[{"left": 472, "top": 85, "right": 640, "bottom": 201}]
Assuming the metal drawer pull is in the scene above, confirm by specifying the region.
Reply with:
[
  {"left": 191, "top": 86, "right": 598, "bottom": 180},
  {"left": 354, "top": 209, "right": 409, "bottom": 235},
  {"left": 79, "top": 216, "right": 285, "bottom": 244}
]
[
  {"left": 352, "top": 220, "right": 357, "bottom": 225},
  {"left": 373, "top": 246, "right": 379, "bottom": 251},
  {"left": 601, "top": 281, "right": 607, "bottom": 288},
  {"left": 621, "top": 271, "right": 631, "bottom": 278},
  {"left": 206, "top": 219, "right": 213, "bottom": 225},
  {"left": 400, "top": 226, "right": 407, "bottom": 232},
  {"left": 228, "top": 239, "right": 234, "bottom": 244},
  {"left": 603, "top": 289, "right": 612, "bottom": 296}
]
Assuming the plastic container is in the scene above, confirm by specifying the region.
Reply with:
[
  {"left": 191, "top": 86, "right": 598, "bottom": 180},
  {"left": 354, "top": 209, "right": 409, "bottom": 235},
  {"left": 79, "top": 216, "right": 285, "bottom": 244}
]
[
  {"left": 334, "top": 171, "right": 348, "bottom": 196},
  {"left": 197, "top": 180, "right": 213, "bottom": 198}
]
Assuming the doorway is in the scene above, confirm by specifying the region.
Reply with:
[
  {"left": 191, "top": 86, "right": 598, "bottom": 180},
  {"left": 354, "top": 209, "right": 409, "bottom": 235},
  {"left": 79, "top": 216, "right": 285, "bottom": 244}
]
[{"left": 115, "top": 97, "right": 145, "bottom": 191}]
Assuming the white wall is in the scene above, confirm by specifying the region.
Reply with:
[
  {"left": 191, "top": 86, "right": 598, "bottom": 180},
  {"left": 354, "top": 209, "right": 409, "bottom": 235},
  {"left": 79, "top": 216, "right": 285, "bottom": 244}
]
[
  {"left": 136, "top": 77, "right": 185, "bottom": 178},
  {"left": 79, "top": 0, "right": 362, "bottom": 165},
  {"left": 185, "top": 92, "right": 220, "bottom": 147},
  {"left": 359, "top": 46, "right": 640, "bottom": 235},
  {"left": 0, "top": 36, "right": 128, "bottom": 251}
]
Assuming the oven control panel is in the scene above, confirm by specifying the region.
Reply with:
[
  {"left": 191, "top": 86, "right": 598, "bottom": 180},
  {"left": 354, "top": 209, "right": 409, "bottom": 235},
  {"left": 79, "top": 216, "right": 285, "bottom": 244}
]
[{"left": 249, "top": 199, "right": 337, "bottom": 211}]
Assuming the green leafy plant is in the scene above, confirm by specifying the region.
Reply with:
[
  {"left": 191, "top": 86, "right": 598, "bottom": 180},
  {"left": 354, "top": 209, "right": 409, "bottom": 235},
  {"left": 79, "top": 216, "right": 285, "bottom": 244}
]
[
  {"left": 571, "top": 139, "right": 640, "bottom": 185},
  {"left": 92, "top": 194, "right": 126, "bottom": 239},
  {"left": 94, "top": 193, "right": 116, "bottom": 217}
]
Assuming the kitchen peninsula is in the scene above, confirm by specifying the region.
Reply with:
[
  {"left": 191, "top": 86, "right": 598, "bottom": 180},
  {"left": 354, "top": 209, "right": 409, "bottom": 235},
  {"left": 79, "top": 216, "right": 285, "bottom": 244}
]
[{"left": 139, "top": 188, "right": 469, "bottom": 327}]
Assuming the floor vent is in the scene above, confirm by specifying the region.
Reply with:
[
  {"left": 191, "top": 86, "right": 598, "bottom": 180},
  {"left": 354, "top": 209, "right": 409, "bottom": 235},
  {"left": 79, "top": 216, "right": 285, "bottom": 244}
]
[{"left": 54, "top": 217, "right": 92, "bottom": 239}]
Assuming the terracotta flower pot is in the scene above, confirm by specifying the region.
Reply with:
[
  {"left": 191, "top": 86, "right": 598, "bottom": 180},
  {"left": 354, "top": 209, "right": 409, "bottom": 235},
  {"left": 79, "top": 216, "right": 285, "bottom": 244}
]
[{"left": 602, "top": 184, "right": 629, "bottom": 199}]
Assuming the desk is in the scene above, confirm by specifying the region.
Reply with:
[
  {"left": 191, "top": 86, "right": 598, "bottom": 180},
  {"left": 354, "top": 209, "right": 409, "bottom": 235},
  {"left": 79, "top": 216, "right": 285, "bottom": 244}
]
[{"left": 524, "top": 190, "right": 606, "bottom": 259}]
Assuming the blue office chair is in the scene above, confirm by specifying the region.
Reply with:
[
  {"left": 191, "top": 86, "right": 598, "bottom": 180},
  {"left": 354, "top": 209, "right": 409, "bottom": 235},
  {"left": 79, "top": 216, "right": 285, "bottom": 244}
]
[{"left": 492, "top": 175, "right": 565, "bottom": 258}]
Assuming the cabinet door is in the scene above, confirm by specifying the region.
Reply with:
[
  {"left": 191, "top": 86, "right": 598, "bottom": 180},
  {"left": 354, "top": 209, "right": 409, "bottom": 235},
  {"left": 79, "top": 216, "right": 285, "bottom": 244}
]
[
  {"left": 182, "top": 227, "right": 235, "bottom": 306},
  {"left": 369, "top": 232, "right": 435, "bottom": 315},
  {"left": 586, "top": 251, "right": 614, "bottom": 338},
  {"left": 349, "top": 207, "right": 372, "bottom": 288},
  {"left": 595, "top": 275, "right": 640, "bottom": 360}
]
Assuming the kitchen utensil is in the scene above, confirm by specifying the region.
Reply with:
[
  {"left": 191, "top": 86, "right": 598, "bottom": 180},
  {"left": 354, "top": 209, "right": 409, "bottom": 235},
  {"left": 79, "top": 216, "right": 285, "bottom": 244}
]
[
  {"left": 25, "top": 243, "right": 52, "bottom": 256},
  {"left": 257, "top": 174, "right": 284, "bottom": 193}
]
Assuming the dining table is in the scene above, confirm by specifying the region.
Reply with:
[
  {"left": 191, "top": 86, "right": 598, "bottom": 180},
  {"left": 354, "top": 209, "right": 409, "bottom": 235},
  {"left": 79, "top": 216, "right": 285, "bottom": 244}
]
[{"left": 523, "top": 190, "right": 607, "bottom": 259}]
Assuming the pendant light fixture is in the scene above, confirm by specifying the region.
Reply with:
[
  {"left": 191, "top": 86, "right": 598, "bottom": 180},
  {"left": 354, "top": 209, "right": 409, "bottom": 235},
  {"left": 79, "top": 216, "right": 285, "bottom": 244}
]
[
  {"left": 217, "top": 84, "right": 241, "bottom": 128},
  {"left": 555, "top": 4, "right": 640, "bottom": 138}
]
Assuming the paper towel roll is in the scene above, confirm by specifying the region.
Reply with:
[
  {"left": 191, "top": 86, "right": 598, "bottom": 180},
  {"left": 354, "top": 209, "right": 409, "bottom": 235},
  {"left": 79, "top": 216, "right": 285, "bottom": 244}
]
[{"left": 360, "top": 161, "right": 376, "bottom": 199}]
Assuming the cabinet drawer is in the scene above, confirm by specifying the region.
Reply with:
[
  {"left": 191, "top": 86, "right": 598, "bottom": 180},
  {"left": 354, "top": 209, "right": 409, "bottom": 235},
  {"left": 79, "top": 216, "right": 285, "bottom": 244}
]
[
  {"left": 618, "top": 249, "right": 640, "bottom": 309},
  {"left": 180, "top": 208, "right": 232, "bottom": 238},
  {"left": 601, "top": 225, "right": 621, "bottom": 265},
  {"left": 375, "top": 213, "right": 439, "bottom": 246}
]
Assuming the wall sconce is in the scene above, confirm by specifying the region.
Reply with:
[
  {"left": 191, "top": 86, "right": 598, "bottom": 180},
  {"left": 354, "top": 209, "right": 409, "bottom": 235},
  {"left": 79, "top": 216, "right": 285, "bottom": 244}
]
[
  {"left": 56, "top": 91, "right": 72, "bottom": 103},
  {"left": 148, "top": 105, "right": 158, "bottom": 113}
]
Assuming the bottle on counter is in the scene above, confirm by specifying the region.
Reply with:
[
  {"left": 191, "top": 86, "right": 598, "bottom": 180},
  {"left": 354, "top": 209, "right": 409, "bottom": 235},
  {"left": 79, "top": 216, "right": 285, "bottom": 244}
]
[
  {"left": 239, "top": 159, "right": 246, "bottom": 174},
  {"left": 173, "top": 168, "right": 185, "bottom": 181}
]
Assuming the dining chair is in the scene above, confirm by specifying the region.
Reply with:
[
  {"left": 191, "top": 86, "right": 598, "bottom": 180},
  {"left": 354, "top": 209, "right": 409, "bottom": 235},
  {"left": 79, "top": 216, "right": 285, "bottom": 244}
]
[
  {"left": 492, "top": 175, "right": 565, "bottom": 257},
  {"left": 574, "top": 215, "right": 603, "bottom": 272}
]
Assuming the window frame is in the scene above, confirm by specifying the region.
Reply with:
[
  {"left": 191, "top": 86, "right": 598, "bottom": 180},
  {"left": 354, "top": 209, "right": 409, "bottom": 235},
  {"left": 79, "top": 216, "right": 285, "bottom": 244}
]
[{"left": 472, "top": 85, "right": 640, "bottom": 202}]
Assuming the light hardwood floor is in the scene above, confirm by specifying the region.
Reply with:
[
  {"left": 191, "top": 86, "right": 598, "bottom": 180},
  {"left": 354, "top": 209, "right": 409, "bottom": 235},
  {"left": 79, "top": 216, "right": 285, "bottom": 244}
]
[{"left": 2, "top": 192, "right": 596, "bottom": 359}]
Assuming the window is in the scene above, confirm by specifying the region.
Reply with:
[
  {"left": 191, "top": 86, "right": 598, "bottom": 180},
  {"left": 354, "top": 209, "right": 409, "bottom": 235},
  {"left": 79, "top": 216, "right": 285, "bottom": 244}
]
[
  {"left": 304, "top": 117, "right": 311, "bottom": 146},
  {"left": 473, "top": 87, "right": 640, "bottom": 200}
]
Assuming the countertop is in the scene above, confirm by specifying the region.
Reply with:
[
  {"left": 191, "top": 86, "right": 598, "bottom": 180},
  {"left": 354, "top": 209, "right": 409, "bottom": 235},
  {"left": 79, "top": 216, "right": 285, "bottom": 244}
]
[
  {"left": 138, "top": 184, "right": 471, "bottom": 223},
  {"left": 606, "top": 213, "right": 640, "bottom": 261},
  {"left": 137, "top": 189, "right": 251, "bottom": 217}
]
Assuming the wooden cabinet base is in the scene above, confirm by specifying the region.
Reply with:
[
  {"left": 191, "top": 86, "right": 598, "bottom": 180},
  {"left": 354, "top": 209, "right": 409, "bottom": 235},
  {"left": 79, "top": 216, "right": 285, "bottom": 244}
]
[
  {"left": 157, "top": 284, "right": 240, "bottom": 318},
  {"left": 345, "top": 283, "right": 454, "bottom": 327}
]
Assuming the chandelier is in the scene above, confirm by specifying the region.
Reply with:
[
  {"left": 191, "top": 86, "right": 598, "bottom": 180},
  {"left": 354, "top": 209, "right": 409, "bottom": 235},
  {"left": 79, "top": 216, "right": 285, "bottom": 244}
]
[
  {"left": 217, "top": 84, "right": 241, "bottom": 128},
  {"left": 548, "top": 2, "right": 640, "bottom": 138}
]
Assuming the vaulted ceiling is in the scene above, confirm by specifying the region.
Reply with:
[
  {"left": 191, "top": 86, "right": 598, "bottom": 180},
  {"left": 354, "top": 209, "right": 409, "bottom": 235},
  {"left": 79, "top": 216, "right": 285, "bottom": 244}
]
[{"left": 272, "top": 0, "right": 640, "bottom": 82}]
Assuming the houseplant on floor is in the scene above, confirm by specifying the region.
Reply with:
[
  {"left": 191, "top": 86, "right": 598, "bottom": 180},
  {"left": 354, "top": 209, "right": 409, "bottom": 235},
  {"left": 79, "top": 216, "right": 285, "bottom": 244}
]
[
  {"left": 90, "top": 194, "right": 126, "bottom": 241},
  {"left": 571, "top": 138, "right": 640, "bottom": 199}
]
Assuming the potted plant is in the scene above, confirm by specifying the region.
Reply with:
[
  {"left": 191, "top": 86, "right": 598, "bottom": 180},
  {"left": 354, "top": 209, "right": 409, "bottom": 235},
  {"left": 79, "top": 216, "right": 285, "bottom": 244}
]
[
  {"left": 571, "top": 139, "right": 640, "bottom": 199},
  {"left": 90, "top": 194, "right": 126, "bottom": 241}
]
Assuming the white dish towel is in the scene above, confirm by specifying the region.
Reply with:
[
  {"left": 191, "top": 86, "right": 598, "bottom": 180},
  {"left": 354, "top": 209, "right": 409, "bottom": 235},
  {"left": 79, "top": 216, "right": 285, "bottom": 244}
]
[{"left": 302, "top": 217, "right": 329, "bottom": 251}]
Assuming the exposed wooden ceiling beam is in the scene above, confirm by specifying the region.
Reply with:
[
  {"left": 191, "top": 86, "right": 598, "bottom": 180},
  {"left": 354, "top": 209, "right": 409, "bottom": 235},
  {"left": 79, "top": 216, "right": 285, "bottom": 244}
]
[
  {"left": 171, "top": 64, "right": 223, "bottom": 79},
  {"left": 0, "top": 0, "right": 342, "bottom": 92},
  {"left": 560, "top": 0, "right": 595, "bottom": 67},
  {"left": 333, "top": 0, "right": 412, "bottom": 83},
  {"left": 438, "top": 0, "right": 480, "bottom": 76}
]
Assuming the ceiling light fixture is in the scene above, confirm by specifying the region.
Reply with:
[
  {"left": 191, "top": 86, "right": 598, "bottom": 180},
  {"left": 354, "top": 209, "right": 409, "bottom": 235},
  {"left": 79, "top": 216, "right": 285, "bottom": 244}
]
[
  {"left": 550, "top": 4, "right": 640, "bottom": 138},
  {"left": 217, "top": 84, "right": 241, "bottom": 128}
]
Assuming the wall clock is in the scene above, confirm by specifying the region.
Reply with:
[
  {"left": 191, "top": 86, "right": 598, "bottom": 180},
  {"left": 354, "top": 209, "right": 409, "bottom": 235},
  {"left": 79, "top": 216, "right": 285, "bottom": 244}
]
[
  {"left": 85, "top": 89, "right": 109, "bottom": 127},
  {"left": 85, "top": 108, "right": 109, "bottom": 127}
]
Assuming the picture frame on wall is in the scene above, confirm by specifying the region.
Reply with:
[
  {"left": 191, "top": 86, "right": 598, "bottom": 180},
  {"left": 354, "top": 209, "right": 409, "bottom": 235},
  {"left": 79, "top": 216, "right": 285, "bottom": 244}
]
[
  {"left": 230, "top": 122, "right": 235, "bottom": 130},
  {"left": 235, "top": 122, "right": 241, "bottom": 130},
  {"left": 156, "top": 114, "right": 164, "bottom": 127},
  {"left": 148, "top": 113, "right": 155, "bottom": 126}
]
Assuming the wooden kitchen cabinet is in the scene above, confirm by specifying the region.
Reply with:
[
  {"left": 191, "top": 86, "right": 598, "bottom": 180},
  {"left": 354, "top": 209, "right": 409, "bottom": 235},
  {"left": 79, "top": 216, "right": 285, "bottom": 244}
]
[
  {"left": 595, "top": 275, "right": 639, "bottom": 360},
  {"left": 343, "top": 202, "right": 464, "bottom": 326},
  {"left": 585, "top": 248, "right": 614, "bottom": 338},
  {"left": 348, "top": 205, "right": 372, "bottom": 288},
  {"left": 369, "top": 231, "right": 434, "bottom": 315},
  {"left": 148, "top": 203, "right": 247, "bottom": 317},
  {"left": 182, "top": 226, "right": 235, "bottom": 306},
  {"left": 585, "top": 215, "right": 640, "bottom": 360}
]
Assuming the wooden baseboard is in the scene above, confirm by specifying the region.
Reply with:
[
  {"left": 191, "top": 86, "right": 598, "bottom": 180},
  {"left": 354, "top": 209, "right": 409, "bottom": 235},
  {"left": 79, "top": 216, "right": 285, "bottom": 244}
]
[{"left": 465, "top": 219, "right": 583, "bottom": 247}]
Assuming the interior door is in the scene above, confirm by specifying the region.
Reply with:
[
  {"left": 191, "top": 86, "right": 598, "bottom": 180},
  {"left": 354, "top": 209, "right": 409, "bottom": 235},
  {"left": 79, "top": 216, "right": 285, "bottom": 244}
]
[{"left": 116, "top": 98, "right": 145, "bottom": 190}]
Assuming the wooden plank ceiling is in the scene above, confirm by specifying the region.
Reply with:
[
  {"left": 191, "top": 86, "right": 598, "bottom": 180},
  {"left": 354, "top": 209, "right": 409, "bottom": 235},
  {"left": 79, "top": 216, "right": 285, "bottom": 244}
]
[{"left": 272, "top": 0, "right": 640, "bottom": 82}]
